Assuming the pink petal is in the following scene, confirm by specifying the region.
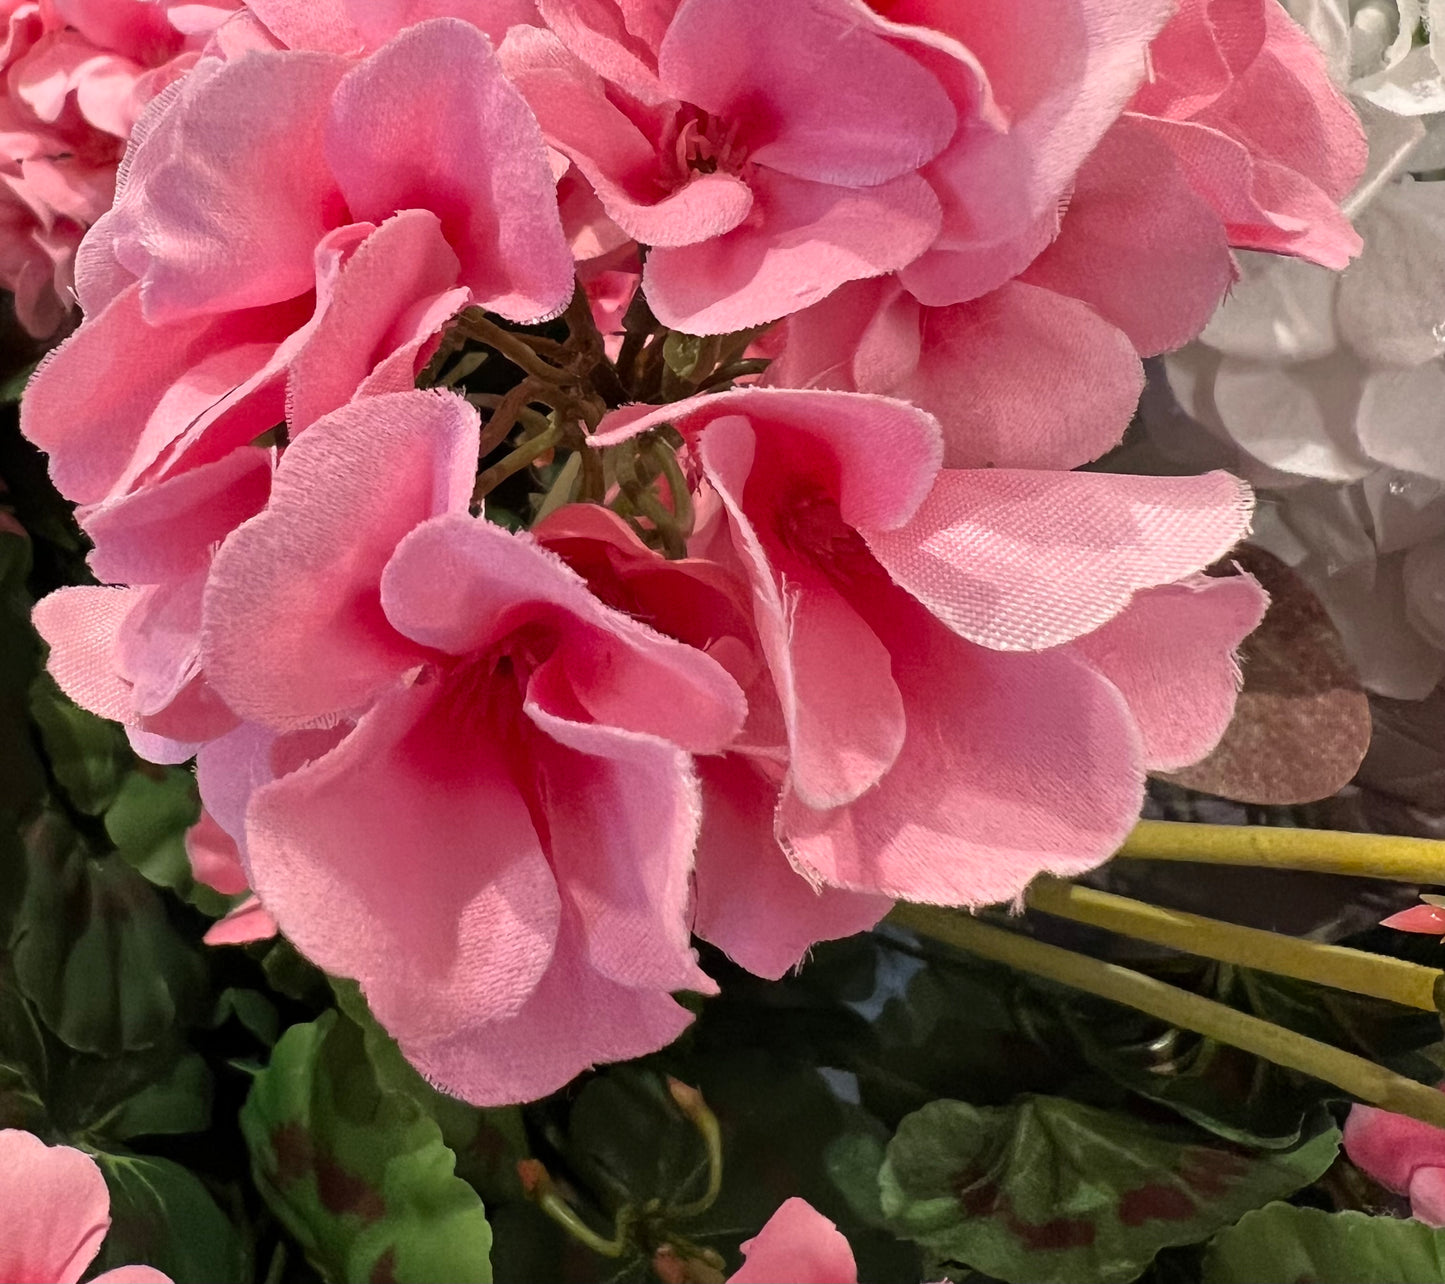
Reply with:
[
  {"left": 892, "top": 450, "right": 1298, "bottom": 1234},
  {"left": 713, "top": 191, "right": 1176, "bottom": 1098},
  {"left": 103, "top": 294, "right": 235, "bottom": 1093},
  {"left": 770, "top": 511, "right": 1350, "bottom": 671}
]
[
  {"left": 286, "top": 209, "right": 462, "bottom": 433},
  {"left": 644, "top": 167, "right": 941, "bottom": 333},
  {"left": 1021, "top": 115, "right": 1235, "bottom": 357},
  {"left": 1067, "top": 573, "right": 1267, "bottom": 771},
  {"left": 89, "top": 1269, "right": 174, "bottom": 1284},
  {"left": 185, "top": 807, "right": 249, "bottom": 896},
  {"left": 693, "top": 757, "right": 889, "bottom": 980},
  {"left": 0, "top": 1129, "right": 111, "bottom": 1284},
  {"left": 82, "top": 448, "right": 272, "bottom": 585},
  {"left": 32, "top": 585, "right": 142, "bottom": 724},
  {"left": 326, "top": 18, "right": 573, "bottom": 323},
  {"left": 244, "top": 0, "right": 362, "bottom": 51},
  {"left": 658, "top": 0, "right": 955, "bottom": 186},
  {"left": 527, "top": 702, "right": 710, "bottom": 993},
  {"left": 380, "top": 514, "right": 745, "bottom": 754},
  {"left": 864, "top": 469, "right": 1254, "bottom": 651},
  {"left": 694, "top": 415, "right": 904, "bottom": 807},
  {"left": 1345, "top": 1091, "right": 1445, "bottom": 1196},
  {"left": 781, "top": 603, "right": 1144, "bottom": 905},
  {"left": 202, "top": 895, "right": 279, "bottom": 946},
  {"left": 247, "top": 681, "right": 562, "bottom": 1043},
  {"left": 534, "top": 0, "right": 671, "bottom": 103},
  {"left": 1382, "top": 904, "right": 1445, "bottom": 934},
  {"left": 1410, "top": 1166, "right": 1445, "bottom": 1228},
  {"left": 898, "top": 281, "right": 1144, "bottom": 470},
  {"left": 202, "top": 389, "right": 480, "bottom": 729},
  {"left": 114, "top": 50, "right": 350, "bottom": 323},
  {"left": 729, "top": 1198, "right": 857, "bottom": 1284},
  {"left": 399, "top": 912, "right": 695, "bottom": 1106}
]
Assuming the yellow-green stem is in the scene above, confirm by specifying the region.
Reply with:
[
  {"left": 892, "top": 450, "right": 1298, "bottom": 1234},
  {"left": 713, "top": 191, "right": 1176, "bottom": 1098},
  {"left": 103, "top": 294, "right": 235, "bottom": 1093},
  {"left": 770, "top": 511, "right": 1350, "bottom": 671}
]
[
  {"left": 1118, "top": 819, "right": 1445, "bottom": 884},
  {"left": 1025, "top": 877, "right": 1444, "bottom": 1012},
  {"left": 890, "top": 903, "right": 1445, "bottom": 1129},
  {"left": 471, "top": 423, "right": 562, "bottom": 504}
]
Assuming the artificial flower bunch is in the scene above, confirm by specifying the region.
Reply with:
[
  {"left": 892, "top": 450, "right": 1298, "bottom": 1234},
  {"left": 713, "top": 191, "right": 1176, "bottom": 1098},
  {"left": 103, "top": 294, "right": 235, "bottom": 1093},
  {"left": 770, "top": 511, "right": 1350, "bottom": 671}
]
[{"left": 15, "top": 0, "right": 1369, "bottom": 1113}]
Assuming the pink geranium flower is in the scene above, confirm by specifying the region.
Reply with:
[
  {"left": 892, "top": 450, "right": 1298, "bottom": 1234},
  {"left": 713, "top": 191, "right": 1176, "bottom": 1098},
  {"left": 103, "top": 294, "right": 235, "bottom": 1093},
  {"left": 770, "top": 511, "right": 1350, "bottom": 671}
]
[
  {"left": 1345, "top": 1084, "right": 1445, "bottom": 1225},
  {"left": 21, "top": 15, "right": 572, "bottom": 509},
  {"left": 185, "top": 807, "right": 278, "bottom": 945},
  {"left": 0, "top": 1129, "right": 170, "bottom": 1284},
  {"left": 727, "top": 1198, "right": 857, "bottom": 1284},
  {"left": 0, "top": 0, "right": 237, "bottom": 336},
  {"left": 588, "top": 388, "right": 1265, "bottom": 936},
  {"left": 196, "top": 389, "right": 745, "bottom": 1105},
  {"left": 763, "top": 0, "right": 1367, "bottom": 472}
]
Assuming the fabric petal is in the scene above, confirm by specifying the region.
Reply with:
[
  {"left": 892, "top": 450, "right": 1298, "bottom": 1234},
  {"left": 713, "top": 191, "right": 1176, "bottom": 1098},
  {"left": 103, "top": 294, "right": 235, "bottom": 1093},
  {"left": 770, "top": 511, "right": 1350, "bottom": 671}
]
[
  {"left": 864, "top": 468, "right": 1255, "bottom": 651},
  {"left": 202, "top": 389, "right": 479, "bottom": 728},
  {"left": 32, "top": 585, "right": 142, "bottom": 724},
  {"left": 729, "top": 1197, "right": 857, "bottom": 1284},
  {"left": 0, "top": 1130, "right": 111, "bottom": 1284}
]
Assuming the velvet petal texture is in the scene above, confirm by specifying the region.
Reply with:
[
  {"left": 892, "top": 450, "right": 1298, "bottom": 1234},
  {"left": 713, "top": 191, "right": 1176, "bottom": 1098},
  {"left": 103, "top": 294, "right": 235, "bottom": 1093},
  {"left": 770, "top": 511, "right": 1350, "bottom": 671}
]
[
  {"left": 0, "top": 1129, "right": 172, "bottom": 1284},
  {"left": 1345, "top": 1087, "right": 1445, "bottom": 1226},
  {"left": 728, "top": 1197, "right": 857, "bottom": 1284}
]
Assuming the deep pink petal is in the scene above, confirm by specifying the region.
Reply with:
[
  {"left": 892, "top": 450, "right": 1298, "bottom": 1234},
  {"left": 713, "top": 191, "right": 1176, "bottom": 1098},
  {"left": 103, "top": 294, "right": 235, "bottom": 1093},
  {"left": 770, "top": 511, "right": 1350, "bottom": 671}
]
[
  {"left": 693, "top": 757, "right": 888, "bottom": 980},
  {"left": 658, "top": 0, "right": 955, "bottom": 187},
  {"left": 729, "top": 1197, "right": 857, "bottom": 1284},
  {"left": 1382, "top": 904, "right": 1445, "bottom": 935},
  {"left": 399, "top": 913, "right": 694, "bottom": 1106},
  {"left": 527, "top": 703, "right": 710, "bottom": 992},
  {"left": 1067, "top": 573, "right": 1267, "bottom": 771},
  {"left": 244, "top": 0, "right": 361, "bottom": 51},
  {"left": 781, "top": 603, "right": 1144, "bottom": 905},
  {"left": 380, "top": 514, "right": 745, "bottom": 754},
  {"left": 247, "top": 680, "right": 562, "bottom": 1042},
  {"left": 644, "top": 168, "right": 941, "bottom": 333},
  {"left": 202, "top": 389, "right": 479, "bottom": 728},
  {"left": 185, "top": 807, "right": 249, "bottom": 896},
  {"left": 0, "top": 1129, "right": 111, "bottom": 1284},
  {"left": 1345, "top": 1091, "right": 1445, "bottom": 1196},
  {"left": 864, "top": 469, "right": 1254, "bottom": 651},
  {"left": 326, "top": 18, "right": 573, "bottom": 322}
]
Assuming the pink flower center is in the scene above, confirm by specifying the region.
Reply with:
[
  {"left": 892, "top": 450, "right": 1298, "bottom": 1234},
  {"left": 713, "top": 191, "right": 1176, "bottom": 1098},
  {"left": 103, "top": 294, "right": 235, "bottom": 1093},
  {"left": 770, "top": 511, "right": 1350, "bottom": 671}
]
[{"left": 667, "top": 106, "right": 750, "bottom": 180}]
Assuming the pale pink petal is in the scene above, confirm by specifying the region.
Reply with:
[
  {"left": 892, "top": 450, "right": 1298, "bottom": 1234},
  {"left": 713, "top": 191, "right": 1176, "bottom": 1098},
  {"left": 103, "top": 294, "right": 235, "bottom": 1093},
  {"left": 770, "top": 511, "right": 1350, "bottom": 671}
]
[
  {"left": 693, "top": 757, "right": 889, "bottom": 980},
  {"left": 246, "top": 681, "right": 562, "bottom": 1043},
  {"left": 1067, "top": 573, "right": 1267, "bottom": 771},
  {"left": 534, "top": 0, "right": 671, "bottom": 102},
  {"left": 1410, "top": 1167, "right": 1445, "bottom": 1228},
  {"left": 380, "top": 514, "right": 745, "bottom": 754},
  {"left": 326, "top": 18, "right": 573, "bottom": 323},
  {"left": 644, "top": 168, "right": 941, "bottom": 333},
  {"left": 89, "top": 1268, "right": 173, "bottom": 1284},
  {"left": 864, "top": 469, "right": 1255, "bottom": 651},
  {"left": 658, "top": 0, "right": 955, "bottom": 186},
  {"left": 527, "top": 703, "right": 710, "bottom": 993},
  {"left": 729, "top": 1197, "right": 857, "bottom": 1284},
  {"left": 286, "top": 209, "right": 462, "bottom": 433},
  {"left": 897, "top": 281, "right": 1143, "bottom": 470},
  {"left": 781, "top": 603, "right": 1144, "bottom": 905},
  {"left": 114, "top": 50, "right": 349, "bottom": 323},
  {"left": 202, "top": 895, "right": 279, "bottom": 946},
  {"left": 202, "top": 390, "right": 480, "bottom": 729},
  {"left": 344, "top": 0, "right": 541, "bottom": 48},
  {"left": 0, "top": 1129, "right": 111, "bottom": 1284},
  {"left": 1021, "top": 115, "right": 1235, "bottom": 356},
  {"left": 401, "top": 913, "right": 694, "bottom": 1106},
  {"left": 32, "top": 586, "right": 141, "bottom": 723}
]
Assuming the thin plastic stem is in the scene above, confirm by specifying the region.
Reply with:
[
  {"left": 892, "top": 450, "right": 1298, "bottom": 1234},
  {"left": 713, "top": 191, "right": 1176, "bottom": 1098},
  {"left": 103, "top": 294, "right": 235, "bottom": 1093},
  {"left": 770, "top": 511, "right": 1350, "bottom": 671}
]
[
  {"left": 890, "top": 903, "right": 1445, "bottom": 1129},
  {"left": 1025, "top": 877, "right": 1444, "bottom": 1012},
  {"left": 1118, "top": 819, "right": 1445, "bottom": 884}
]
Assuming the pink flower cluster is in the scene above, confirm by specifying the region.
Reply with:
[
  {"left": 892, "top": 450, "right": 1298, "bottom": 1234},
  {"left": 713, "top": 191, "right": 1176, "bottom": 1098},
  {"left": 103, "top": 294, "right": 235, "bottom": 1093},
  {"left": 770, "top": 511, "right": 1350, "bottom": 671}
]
[
  {"left": 0, "top": 0, "right": 238, "bottom": 336},
  {"left": 22, "top": 0, "right": 1364, "bottom": 1104}
]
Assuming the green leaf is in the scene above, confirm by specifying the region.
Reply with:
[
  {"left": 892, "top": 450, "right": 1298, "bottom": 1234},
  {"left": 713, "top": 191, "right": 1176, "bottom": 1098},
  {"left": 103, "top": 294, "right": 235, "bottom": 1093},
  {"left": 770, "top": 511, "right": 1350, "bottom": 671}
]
[
  {"left": 1203, "top": 1204, "right": 1445, "bottom": 1284},
  {"left": 0, "top": 358, "right": 37, "bottom": 404},
  {"left": 242, "top": 1010, "right": 494, "bottom": 1284},
  {"left": 7, "top": 808, "right": 205, "bottom": 1053},
  {"left": 105, "top": 766, "right": 201, "bottom": 896},
  {"left": 661, "top": 330, "right": 704, "bottom": 380},
  {"left": 92, "top": 1151, "right": 250, "bottom": 1283},
  {"left": 59, "top": 1045, "right": 212, "bottom": 1142},
  {"left": 879, "top": 1096, "right": 1340, "bottom": 1284},
  {"left": 29, "top": 672, "right": 130, "bottom": 814}
]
